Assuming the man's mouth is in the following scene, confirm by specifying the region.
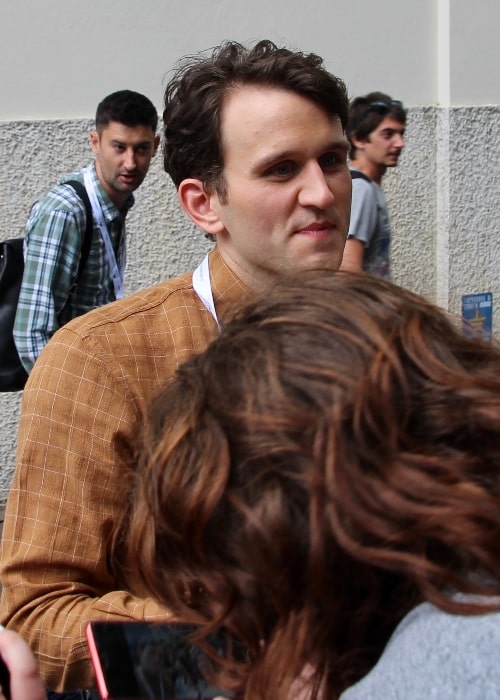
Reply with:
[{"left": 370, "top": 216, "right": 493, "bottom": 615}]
[
  {"left": 296, "top": 221, "right": 336, "bottom": 236},
  {"left": 119, "top": 173, "right": 137, "bottom": 184}
]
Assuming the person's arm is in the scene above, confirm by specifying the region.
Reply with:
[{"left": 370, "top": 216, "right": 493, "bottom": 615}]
[
  {"left": 0, "top": 628, "right": 45, "bottom": 700},
  {"left": 13, "top": 195, "right": 84, "bottom": 373},
  {"left": 339, "top": 238, "right": 365, "bottom": 273},
  {"left": 0, "top": 325, "right": 169, "bottom": 691},
  {"left": 340, "top": 178, "right": 377, "bottom": 274}
]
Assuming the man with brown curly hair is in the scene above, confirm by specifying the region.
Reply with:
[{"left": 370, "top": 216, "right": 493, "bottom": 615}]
[{"left": 0, "top": 39, "right": 352, "bottom": 692}]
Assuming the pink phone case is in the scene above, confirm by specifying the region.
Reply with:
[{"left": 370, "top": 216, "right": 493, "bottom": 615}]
[
  {"left": 86, "top": 622, "right": 113, "bottom": 700},
  {"left": 85, "top": 620, "right": 243, "bottom": 700}
]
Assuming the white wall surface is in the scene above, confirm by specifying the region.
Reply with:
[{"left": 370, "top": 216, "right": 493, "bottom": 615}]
[
  {"left": 3, "top": 0, "right": 496, "bottom": 121},
  {"left": 450, "top": 0, "right": 500, "bottom": 105}
]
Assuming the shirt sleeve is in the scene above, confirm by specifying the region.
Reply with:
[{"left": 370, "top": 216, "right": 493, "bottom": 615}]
[
  {"left": 347, "top": 179, "right": 378, "bottom": 246},
  {"left": 0, "top": 326, "right": 169, "bottom": 691},
  {"left": 13, "top": 194, "right": 84, "bottom": 373}
]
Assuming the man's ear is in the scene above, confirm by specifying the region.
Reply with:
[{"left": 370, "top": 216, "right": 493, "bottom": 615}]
[
  {"left": 178, "top": 179, "right": 225, "bottom": 237},
  {"left": 89, "top": 131, "right": 100, "bottom": 155},
  {"left": 153, "top": 134, "right": 160, "bottom": 155},
  {"left": 351, "top": 134, "right": 368, "bottom": 151}
]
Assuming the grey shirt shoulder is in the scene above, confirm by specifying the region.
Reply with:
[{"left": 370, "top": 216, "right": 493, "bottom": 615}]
[{"left": 340, "top": 601, "right": 500, "bottom": 700}]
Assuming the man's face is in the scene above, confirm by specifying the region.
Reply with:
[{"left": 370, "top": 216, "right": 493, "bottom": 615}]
[
  {"left": 363, "top": 116, "right": 405, "bottom": 168},
  {"left": 208, "top": 86, "right": 352, "bottom": 287},
  {"left": 90, "top": 121, "right": 159, "bottom": 207}
]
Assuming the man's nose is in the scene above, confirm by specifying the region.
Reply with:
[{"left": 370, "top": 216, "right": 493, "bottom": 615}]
[
  {"left": 123, "top": 149, "right": 137, "bottom": 170},
  {"left": 394, "top": 133, "right": 405, "bottom": 149},
  {"left": 298, "top": 163, "right": 335, "bottom": 209}
]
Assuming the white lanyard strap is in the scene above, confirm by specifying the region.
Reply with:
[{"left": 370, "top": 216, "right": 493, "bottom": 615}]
[
  {"left": 192, "top": 254, "right": 220, "bottom": 331},
  {"left": 83, "top": 166, "right": 125, "bottom": 299}
]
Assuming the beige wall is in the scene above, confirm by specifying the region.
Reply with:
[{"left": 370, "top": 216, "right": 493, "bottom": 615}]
[{"left": 0, "top": 0, "right": 499, "bottom": 503}]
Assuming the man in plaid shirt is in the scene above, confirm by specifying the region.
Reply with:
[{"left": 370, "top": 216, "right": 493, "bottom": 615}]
[{"left": 13, "top": 90, "right": 159, "bottom": 373}]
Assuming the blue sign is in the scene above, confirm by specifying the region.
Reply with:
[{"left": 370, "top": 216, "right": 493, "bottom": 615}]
[{"left": 461, "top": 292, "right": 493, "bottom": 341}]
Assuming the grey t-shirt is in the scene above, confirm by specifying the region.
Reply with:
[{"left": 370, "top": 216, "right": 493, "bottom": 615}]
[
  {"left": 348, "top": 169, "right": 391, "bottom": 279},
  {"left": 340, "top": 600, "right": 500, "bottom": 700}
]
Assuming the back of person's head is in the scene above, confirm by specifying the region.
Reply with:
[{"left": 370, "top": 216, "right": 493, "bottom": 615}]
[
  {"left": 95, "top": 89, "right": 158, "bottom": 133},
  {"left": 347, "top": 91, "right": 407, "bottom": 159},
  {"left": 126, "top": 273, "right": 500, "bottom": 699},
  {"left": 162, "top": 39, "right": 349, "bottom": 196}
]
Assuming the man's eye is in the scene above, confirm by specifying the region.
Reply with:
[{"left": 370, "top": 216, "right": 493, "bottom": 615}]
[
  {"left": 269, "top": 162, "right": 295, "bottom": 177},
  {"left": 320, "top": 153, "right": 342, "bottom": 169}
]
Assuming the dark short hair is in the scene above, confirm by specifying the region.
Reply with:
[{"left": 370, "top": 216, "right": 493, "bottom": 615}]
[
  {"left": 347, "top": 91, "right": 407, "bottom": 159},
  {"left": 162, "top": 39, "right": 349, "bottom": 197},
  {"left": 95, "top": 90, "right": 158, "bottom": 133}
]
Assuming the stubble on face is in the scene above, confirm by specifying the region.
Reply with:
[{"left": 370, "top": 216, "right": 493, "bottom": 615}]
[
  {"left": 91, "top": 122, "right": 158, "bottom": 207},
  {"left": 366, "top": 116, "right": 405, "bottom": 167}
]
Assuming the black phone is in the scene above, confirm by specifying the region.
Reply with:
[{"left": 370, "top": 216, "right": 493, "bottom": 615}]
[
  {"left": 0, "top": 654, "right": 10, "bottom": 700},
  {"left": 86, "top": 621, "right": 244, "bottom": 700}
]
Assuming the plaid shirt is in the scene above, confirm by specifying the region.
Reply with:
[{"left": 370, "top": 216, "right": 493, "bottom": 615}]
[
  {"left": 13, "top": 163, "right": 133, "bottom": 372},
  {"left": 0, "top": 249, "right": 248, "bottom": 690}
]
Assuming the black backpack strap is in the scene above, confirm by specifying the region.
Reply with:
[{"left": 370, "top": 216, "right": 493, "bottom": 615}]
[
  {"left": 350, "top": 169, "right": 372, "bottom": 184},
  {"left": 63, "top": 180, "right": 94, "bottom": 282}
]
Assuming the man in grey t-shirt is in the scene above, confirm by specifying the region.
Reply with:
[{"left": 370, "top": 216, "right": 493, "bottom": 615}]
[{"left": 340, "top": 92, "right": 406, "bottom": 279}]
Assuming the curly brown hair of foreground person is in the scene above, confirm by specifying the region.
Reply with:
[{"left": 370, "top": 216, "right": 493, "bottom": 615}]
[{"left": 123, "top": 273, "right": 500, "bottom": 699}]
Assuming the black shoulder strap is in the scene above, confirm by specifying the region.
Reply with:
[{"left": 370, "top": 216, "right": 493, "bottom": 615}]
[
  {"left": 350, "top": 169, "right": 372, "bottom": 184},
  {"left": 63, "top": 180, "right": 94, "bottom": 281}
]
